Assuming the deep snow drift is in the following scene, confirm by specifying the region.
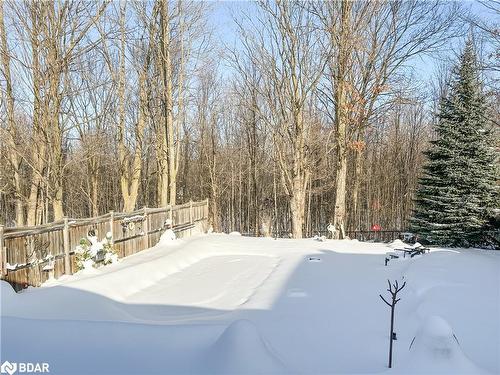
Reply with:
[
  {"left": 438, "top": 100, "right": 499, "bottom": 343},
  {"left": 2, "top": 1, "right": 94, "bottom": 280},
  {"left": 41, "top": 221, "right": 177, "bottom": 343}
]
[{"left": 1, "top": 234, "right": 499, "bottom": 374}]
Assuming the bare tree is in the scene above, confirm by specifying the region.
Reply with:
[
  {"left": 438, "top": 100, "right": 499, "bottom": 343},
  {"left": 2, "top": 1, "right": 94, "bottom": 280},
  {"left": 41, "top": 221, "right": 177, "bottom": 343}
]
[
  {"left": 314, "top": 0, "right": 461, "bottom": 237},
  {"left": 232, "top": 0, "right": 327, "bottom": 238},
  {"left": 0, "top": 2, "right": 23, "bottom": 225}
]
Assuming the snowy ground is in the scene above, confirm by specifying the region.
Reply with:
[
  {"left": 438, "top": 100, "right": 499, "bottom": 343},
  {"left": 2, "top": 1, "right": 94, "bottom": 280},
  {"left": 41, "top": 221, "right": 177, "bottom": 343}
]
[{"left": 1, "top": 234, "right": 499, "bottom": 374}]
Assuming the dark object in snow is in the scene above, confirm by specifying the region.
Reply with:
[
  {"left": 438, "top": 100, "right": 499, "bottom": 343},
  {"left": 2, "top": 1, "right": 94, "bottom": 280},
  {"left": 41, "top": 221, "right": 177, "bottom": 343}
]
[
  {"left": 395, "top": 245, "right": 429, "bottom": 258},
  {"left": 400, "top": 232, "right": 416, "bottom": 243},
  {"left": 384, "top": 257, "right": 389, "bottom": 266},
  {"left": 392, "top": 332, "right": 397, "bottom": 341},
  {"left": 380, "top": 279, "right": 406, "bottom": 368},
  {"left": 308, "top": 257, "right": 321, "bottom": 262}
]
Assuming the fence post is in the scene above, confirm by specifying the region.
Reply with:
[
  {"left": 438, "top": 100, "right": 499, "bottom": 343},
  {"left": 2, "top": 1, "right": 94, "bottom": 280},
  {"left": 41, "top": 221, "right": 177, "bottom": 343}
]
[
  {"left": 189, "top": 200, "right": 193, "bottom": 224},
  {"left": 0, "top": 225, "right": 5, "bottom": 278},
  {"left": 143, "top": 207, "right": 149, "bottom": 250},
  {"left": 109, "top": 211, "right": 115, "bottom": 245},
  {"left": 205, "top": 198, "right": 209, "bottom": 219},
  {"left": 63, "top": 217, "right": 71, "bottom": 275},
  {"left": 168, "top": 204, "right": 172, "bottom": 221}
]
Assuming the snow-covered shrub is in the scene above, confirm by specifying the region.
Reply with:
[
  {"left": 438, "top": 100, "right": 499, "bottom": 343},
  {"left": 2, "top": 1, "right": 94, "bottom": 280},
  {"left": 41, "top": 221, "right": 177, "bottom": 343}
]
[
  {"left": 102, "top": 232, "right": 118, "bottom": 265},
  {"left": 75, "top": 232, "right": 118, "bottom": 271},
  {"left": 75, "top": 238, "right": 95, "bottom": 271}
]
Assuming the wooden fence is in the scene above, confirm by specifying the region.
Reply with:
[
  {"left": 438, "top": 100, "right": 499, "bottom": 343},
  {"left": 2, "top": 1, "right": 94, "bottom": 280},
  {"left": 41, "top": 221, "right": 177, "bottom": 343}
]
[
  {"left": 0, "top": 199, "right": 209, "bottom": 291},
  {"left": 345, "top": 230, "right": 405, "bottom": 242},
  {"left": 246, "top": 229, "right": 406, "bottom": 242}
]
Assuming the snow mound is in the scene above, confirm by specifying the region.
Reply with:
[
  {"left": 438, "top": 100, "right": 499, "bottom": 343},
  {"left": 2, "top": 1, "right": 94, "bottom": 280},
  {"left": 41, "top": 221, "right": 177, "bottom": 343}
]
[
  {"left": 397, "top": 315, "right": 487, "bottom": 374},
  {"left": 1, "top": 281, "right": 16, "bottom": 299},
  {"left": 157, "top": 228, "right": 177, "bottom": 246},
  {"left": 388, "top": 239, "right": 406, "bottom": 249},
  {"left": 205, "top": 319, "right": 287, "bottom": 374},
  {"left": 313, "top": 235, "right": 326, "bottom": 242},
  {"left": 229, "top": 231, "right": 242, "bottom": 236}
]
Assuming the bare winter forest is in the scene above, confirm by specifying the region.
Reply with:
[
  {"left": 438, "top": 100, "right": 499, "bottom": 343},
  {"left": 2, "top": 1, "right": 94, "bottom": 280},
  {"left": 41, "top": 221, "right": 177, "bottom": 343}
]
[{"left": 0, "top": 0, "right": 498, "bottom": 238}]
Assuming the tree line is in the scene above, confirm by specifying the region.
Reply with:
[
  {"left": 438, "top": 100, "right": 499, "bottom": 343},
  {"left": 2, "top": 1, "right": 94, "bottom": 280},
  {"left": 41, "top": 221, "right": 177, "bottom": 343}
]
[{"left": 0, "top": 0, "right": 498, "bottom": 239}]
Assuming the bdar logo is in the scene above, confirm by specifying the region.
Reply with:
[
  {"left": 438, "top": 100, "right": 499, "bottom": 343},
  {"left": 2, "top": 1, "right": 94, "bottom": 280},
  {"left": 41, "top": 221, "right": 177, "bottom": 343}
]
[
  {"left": 0, "top": 361, "right": 17, "bottom": 375},
  {"left": 0, "top": 361, "right": 49, "bottom": 374}
]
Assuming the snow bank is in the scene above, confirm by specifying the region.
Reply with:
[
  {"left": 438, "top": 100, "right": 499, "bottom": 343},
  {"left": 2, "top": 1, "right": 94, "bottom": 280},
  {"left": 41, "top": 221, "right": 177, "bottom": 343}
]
[
  {"left": 2, "top": 236, "right": 498, "bottom": 374},
  {"left": 2, "top": 236, "right": 280, "bottom": 322},
  {"left": 205, "top": 319, "right": 288, "bottom": 374},
  {"left": 229, "top": 231, "right": 242, "bottom": 236},
  {"left": 394, "top": 315, "right": 487, "bottom": 374},
  {"left": 1, "top": 280, "right": 15, "bottom": 300},
  {"left": 388, "top": 239, "right": 406, "bottom": 249}
]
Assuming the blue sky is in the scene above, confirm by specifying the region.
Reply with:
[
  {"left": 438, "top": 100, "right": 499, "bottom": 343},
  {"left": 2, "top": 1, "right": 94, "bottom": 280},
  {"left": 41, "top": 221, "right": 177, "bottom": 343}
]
[{"left": 206, "top": 0, "right": 499, "bottom": 89}]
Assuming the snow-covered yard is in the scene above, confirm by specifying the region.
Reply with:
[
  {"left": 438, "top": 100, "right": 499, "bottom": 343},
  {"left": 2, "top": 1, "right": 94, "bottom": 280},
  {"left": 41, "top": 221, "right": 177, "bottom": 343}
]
[{"left": 1, "top": 234, "right": 499, "bottom": 374}]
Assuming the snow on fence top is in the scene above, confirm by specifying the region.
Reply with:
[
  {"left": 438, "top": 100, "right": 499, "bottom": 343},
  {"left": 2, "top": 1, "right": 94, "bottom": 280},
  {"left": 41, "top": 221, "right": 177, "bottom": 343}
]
[{"left": 0, "top": 199, "right": 209, "bottom": 290}]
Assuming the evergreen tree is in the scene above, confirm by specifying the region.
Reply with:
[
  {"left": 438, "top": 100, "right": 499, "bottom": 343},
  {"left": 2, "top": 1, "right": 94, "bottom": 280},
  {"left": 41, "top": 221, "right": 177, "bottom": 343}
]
[{"left": 411, "top": 40, "right": 497, "bottom": 247}]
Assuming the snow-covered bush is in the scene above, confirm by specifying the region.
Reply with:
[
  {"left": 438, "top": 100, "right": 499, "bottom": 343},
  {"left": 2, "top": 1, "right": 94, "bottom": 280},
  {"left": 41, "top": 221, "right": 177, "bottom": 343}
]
[
  {"left": 75, "top": 232, "right": 118, "bottom": 271},
  {"left": 75, "top": 238, "right": 94, "bottom": 271},
  {"left": 102, "top": 232, "right": 118, "bottom": 265}
]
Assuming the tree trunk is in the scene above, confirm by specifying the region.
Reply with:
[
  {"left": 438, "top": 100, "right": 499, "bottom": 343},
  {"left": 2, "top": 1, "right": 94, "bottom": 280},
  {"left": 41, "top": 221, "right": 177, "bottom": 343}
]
[
  {"left": 160, "top": 0, "right": 174, "bottom": 206},
  {"left": 26, "top": 3, "right": 45, "bottom": 226},
  {"left": 333, "top": 146, "right": 347, "bottom": 239},
  {"left": 116, "top": 2, "right": 144, "bottom": 213},
  {"left": 290, "top": 177, "right": 306, "bottom": 238},
  {"left": 0, "top": 3, "right": 24, "bottom": 225},
  {"left": 351, "top": 130, "right": 365, "bottom": 231},
  {"left": 332, "top": 0, "right": 352, "bottom": 239},
  {"left": 90, "top": 165, "right": 99, "bottom": 217},
  {"left": 52, "top": 187, "right": 64, "bottom": 221}
]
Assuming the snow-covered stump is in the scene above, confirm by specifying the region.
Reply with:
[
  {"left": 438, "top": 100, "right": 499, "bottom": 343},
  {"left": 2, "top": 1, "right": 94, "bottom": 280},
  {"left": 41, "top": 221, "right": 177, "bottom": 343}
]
[
  {"left": 158, "top": 219, "right": 177, "bottom": 246},
  {"left": 397, "top": 316, "right": 487, "bottom": 374}
]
